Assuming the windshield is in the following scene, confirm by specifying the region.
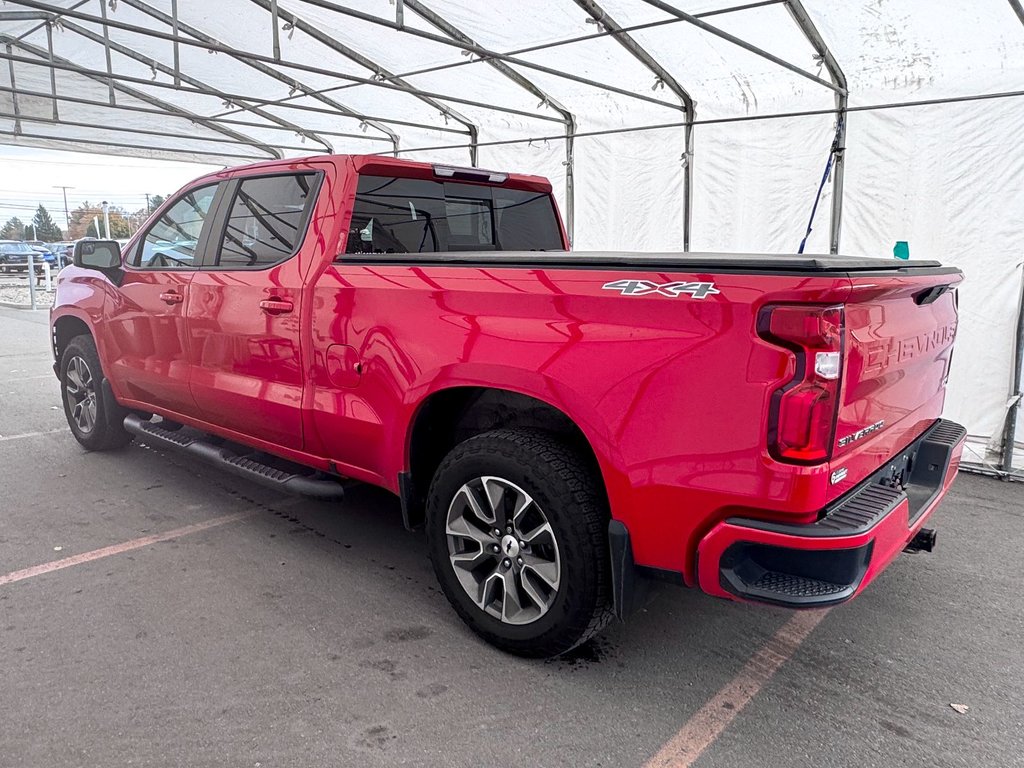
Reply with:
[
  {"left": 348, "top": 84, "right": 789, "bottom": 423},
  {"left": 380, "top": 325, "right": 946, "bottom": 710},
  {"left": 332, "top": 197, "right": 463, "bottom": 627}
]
[{"left": 1, "top": 242, "right": 33, "bottom": 253}]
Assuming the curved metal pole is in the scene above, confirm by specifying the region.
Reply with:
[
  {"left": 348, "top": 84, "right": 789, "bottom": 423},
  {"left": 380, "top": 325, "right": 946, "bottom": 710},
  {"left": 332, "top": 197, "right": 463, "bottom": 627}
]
[
  {"left": 248, "top": 0, "right": 478, "bottom": 165},
  {"left": 288, "top": 0, "right": 685, "bottom": 111},
  {"left": 784, "top": 0, "right": 848, "bottom": 254},
  {"left": 0, "top": 109, "right": 317, "bottom": 153},
  {"left": 8, "top": 1, "right": 565, "bottom": 129},
  {"left": 0, "top": 83, "right": 393, "bottom": 145},
  {"left": 639, "top": 0, "right": 841, "bottom": 94},
  {"left": 1009, "top": 0, "right": 1024, "bottom": 26},
  {"left": 115, "top": 0, "right": 399, "bottom": 155},
  {"left": 0, "top": 50, "right": 428, "bottom": 147},
  {"left": 0, "top": 33, "right": 283, "bottom": 158},
  {"left": 572, "top": 0, "right": 696, "bottom": 250},
  {"left": 404, "top": 0, "right": 577, "bottom": 240},
  {"left": 55, "top": 19, "right": 334, "bottom": 154},
  {"left": 209, "top": 1, "right": 785, "bottom": 131},
  {"left": 0, "top": 127, "right": 270, "bottom": 160}
]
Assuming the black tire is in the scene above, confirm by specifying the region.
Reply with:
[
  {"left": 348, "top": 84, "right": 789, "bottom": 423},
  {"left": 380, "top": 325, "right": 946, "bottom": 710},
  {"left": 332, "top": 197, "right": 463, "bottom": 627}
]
[
  {"left": 60, "top": 334, "right": 133, "bottom": 451},
  {"left": 426, "top": 428, "right": 613, "bottom": 657}
]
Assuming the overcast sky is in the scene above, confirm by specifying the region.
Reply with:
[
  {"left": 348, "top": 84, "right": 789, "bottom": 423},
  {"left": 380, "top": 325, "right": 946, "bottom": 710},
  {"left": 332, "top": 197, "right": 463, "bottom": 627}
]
[{"left": 0, "top": 146, "right": 221, "bottom": 236}]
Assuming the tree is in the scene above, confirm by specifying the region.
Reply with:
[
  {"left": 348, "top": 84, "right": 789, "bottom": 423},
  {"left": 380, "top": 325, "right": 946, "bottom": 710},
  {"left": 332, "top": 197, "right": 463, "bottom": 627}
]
[
  {"left": 31, "top": 204, "right": 63, "bottom": 241},
  {"left": 81, "top": 208, "right": 131, "bottom": 239},
  {"left": 149, "top": 194, "right": 166, "bottom": 213},
  {"left": 68, "top": 202, "right": 129, "bottom": 239},
  {"left": 0, "top": 216, "right": 25, "bottom": 240},
  {"left": 67, "top": 202, "right": 100, "bottom": 240}
]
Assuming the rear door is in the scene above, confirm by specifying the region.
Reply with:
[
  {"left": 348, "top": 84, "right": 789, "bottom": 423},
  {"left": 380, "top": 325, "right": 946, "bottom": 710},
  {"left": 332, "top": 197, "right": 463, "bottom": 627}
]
[
  {"left": 186, "top": 169, "right": 323, "bottom": 449},
  {"left": 104, "top": 183, "right": 222, "bottom": 415}
]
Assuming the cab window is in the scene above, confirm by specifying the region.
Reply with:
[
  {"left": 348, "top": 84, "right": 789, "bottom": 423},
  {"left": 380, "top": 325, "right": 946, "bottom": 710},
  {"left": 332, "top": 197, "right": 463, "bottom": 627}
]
[
  {"left": 211, "top": 173, "right": 320, "bottom": 269},
  {"left": 343, "top": 175, "right": 564, "bottom": 255},
  {"left": 133, "top": 184, "right": 218, "bottom": 269}
]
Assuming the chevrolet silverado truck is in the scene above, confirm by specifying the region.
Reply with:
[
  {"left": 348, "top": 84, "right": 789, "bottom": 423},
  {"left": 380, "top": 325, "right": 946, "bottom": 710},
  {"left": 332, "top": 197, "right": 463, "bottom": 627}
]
[{"left": 50, "top": 155, "right": 966, "bottom": 657}]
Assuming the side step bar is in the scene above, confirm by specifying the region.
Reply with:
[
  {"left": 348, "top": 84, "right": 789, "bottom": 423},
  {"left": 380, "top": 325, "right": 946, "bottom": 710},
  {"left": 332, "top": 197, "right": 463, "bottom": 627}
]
[{"left": 123, "top": 414, "right": 346, "bottom": 500}]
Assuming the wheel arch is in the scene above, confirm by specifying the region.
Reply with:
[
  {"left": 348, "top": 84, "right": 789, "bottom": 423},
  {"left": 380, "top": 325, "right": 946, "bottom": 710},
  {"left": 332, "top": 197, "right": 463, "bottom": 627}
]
[
  {"left": 52, "top": 312, "right": 93, "bottom": 368},
  {"left": 401, "top": 385, "right": 610, "bottom": 531}
]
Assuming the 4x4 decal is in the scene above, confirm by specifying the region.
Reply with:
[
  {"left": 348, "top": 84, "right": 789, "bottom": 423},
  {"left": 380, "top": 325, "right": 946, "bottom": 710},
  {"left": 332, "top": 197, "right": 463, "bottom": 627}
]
[{"left": 602, "top": 279, "right": 720, "bottom": 299}]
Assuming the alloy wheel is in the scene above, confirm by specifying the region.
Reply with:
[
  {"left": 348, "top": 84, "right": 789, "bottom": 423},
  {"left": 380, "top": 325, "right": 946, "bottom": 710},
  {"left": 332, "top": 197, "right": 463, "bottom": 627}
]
[
  {"left": 445, "top": 475, "right": 562, "bottom": 625},
  {"left": 64, "top": 355, "right": 98, "bottom": 434}
]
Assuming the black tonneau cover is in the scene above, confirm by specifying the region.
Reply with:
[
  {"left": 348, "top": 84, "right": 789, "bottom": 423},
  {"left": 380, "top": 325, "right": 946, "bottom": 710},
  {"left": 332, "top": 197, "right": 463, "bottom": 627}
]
[{"left": 342, "top": 250, "right": 955, "bottom": 274}]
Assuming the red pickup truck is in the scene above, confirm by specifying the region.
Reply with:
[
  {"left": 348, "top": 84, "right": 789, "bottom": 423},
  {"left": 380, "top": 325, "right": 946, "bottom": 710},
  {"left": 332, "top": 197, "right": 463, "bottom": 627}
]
[{"left": 51, "top": 155, "right": 965, "bottom": 657}]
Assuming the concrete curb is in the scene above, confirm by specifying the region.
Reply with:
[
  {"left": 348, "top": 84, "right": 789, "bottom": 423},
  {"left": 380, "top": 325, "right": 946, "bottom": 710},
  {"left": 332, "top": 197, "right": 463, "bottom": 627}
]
[{"left": 0, "top": 301, "right": 48, "bottom": 310}]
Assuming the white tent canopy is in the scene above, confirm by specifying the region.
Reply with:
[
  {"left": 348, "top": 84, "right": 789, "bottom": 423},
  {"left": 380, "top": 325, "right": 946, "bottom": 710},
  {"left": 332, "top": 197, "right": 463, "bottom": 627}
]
[{"left": 2, "top": 0, "right": 1024, "bottom": 474}]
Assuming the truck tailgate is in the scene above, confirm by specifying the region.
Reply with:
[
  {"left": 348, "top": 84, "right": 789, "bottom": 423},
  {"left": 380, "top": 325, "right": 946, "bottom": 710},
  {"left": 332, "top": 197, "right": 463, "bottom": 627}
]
[{"left": 830, "top": 271, "right": 962, "bottom": 498}]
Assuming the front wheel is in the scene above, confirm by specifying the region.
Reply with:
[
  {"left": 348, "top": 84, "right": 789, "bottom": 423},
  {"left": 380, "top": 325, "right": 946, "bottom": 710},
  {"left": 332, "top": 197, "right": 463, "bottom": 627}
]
[
  {"left": 60, "top": 334, "right": 132, "bottom": 451},
  {"left": 426, "top": 428, "right": 613, "bottom": 657}
]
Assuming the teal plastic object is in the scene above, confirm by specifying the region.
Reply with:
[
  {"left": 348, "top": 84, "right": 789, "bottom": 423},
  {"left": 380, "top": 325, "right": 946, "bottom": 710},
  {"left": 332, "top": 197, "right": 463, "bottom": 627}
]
[{"left": 893, "top": 241, "right": 910, "bottom": 260}]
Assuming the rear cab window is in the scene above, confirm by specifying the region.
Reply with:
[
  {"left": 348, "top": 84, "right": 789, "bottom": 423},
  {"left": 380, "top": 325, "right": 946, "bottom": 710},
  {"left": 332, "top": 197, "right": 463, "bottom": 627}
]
[{"left": 343, "top": 174, "right": 564, "bottom": 255}]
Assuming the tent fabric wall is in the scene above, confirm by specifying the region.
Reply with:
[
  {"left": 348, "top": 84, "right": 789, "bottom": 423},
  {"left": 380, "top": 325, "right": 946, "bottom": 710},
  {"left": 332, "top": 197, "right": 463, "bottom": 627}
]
[{"left": 2, "top": 0, "right": 1024, "bottom": 471}]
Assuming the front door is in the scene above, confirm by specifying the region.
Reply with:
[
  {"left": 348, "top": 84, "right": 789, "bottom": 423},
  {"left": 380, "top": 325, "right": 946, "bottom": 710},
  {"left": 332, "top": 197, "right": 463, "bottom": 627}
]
[
  {"left": 186, "top": 171, "right": 322, "bottom": 450},
  {"left": 104, "top": 183, "right": 221, "bottom": 415}
]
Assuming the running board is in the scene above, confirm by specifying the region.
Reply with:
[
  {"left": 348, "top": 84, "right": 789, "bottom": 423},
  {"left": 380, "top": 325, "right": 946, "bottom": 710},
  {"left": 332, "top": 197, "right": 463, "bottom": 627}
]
[{"left": 123, "top": 414, "right": 346, "bottom": 500}]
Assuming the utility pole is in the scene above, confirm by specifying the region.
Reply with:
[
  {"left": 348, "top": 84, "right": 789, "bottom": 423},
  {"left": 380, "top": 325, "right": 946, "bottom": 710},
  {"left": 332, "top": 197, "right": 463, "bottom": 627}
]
[
  {"left": 145, "top": 193, "right": 151, "bottom": 215},
  {"left": 53, "top": 185, "right": 74, "bottom": 238},
  {"left": 101, "top": 200, "right": 110, "bottom": 240}
]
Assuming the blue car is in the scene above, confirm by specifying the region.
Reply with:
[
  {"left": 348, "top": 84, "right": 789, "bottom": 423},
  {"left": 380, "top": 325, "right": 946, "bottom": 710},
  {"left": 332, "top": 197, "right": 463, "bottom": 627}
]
[{"left": 26, "top": 241, "right": 59, "bottom": 271}]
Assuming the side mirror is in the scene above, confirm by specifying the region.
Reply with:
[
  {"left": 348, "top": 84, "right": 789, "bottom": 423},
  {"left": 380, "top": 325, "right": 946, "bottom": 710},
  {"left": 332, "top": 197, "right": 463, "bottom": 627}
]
[{"left": 74, "top": 240, "right": 122, "bottom": 270}]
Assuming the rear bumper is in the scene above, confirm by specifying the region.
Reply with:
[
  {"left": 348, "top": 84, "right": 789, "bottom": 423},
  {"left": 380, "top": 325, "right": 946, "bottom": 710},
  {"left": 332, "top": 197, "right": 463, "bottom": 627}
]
[{"left": 696, "top": 419, "right": 966, "bottom": 608}]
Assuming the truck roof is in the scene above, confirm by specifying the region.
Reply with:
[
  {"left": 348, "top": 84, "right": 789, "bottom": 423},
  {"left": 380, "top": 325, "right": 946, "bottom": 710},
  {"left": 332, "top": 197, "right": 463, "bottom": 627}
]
[{"left": 195, "top": 154, "right": 552, "bottom": 192}]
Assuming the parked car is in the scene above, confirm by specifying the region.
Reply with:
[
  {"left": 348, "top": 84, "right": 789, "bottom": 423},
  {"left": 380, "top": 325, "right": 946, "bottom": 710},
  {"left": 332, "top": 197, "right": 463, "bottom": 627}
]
[
  {"left": 30, "top": 245, "right": 57, "bottom": 271},
  {"left": 50, "top": 155, "right": 966, "bottom": 657},
  {"left": 47, "top": 242, "right": 74, "bottom": 269},
  {"left": 0, "top": 240, "right": 42, "bottom": 274}
]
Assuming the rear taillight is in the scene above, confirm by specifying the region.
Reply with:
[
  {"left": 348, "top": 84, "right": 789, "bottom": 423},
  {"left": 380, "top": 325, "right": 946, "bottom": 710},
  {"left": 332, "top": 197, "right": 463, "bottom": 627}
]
[{"left": 758, "top": 305, "right": 845, "bottom": 464}]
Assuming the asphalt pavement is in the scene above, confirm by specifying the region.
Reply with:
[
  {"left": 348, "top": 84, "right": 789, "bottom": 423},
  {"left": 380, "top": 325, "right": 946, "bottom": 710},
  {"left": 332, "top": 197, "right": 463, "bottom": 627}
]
[{"left": 1, "top": 305, "right": 1021, "bottom": 767}]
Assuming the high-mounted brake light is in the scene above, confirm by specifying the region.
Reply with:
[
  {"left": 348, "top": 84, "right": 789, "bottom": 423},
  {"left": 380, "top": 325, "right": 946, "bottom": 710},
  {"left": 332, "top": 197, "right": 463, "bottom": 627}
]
[
  {"left": 432, "top": 165, "right": 508, "bottom": 183},
  {"left": 758, "top": 305, "right": 845, "bottom": 464}
]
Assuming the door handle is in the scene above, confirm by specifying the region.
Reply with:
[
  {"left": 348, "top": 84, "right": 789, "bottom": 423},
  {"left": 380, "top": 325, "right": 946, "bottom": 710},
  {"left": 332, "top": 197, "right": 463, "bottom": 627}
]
[
  {"left": 259, "top": 298, "right": 294, "bottom": 314},
  {"left": 159, "top": 291, "right": 184, "bottom": 305}
]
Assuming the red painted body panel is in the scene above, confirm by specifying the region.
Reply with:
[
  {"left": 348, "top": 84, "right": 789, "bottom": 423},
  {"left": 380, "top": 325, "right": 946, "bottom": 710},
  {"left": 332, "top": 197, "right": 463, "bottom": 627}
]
[
  {"left": 104, "top": 269, "right": 196, "bottom": 414},
  {"left": 308, "top": 264, "right": 856, "bottom": 579},
  {"left": 50, "top": 153, "right": 965, "bottom": 598},
  {"left": 825, "top": 276, "right": 959, "bottom": 503}
]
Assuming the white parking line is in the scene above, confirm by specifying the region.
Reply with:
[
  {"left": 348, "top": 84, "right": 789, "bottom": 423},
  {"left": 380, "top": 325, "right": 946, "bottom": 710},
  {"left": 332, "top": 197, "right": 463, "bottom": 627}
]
[
  {"left": 0, "top": 512, "right": 253, "bottom": 587},
  {"left": 643, "top": 609, "right": 830, "bottom": 768},
  {"left": 1, "top": 374, "right": 55, "bottom": 384},
  {"left": 0, "top": 428, "right": 66, "bottom": 442}
]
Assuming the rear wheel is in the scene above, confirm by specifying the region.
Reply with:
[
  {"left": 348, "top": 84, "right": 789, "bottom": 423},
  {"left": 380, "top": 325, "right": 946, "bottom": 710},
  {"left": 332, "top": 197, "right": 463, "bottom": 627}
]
[
  {"left": 426, "top": 428, "right": 612, "bottom": 657},
  {"left": 60, "top": 334, "right": 132, "bottom": 451}
]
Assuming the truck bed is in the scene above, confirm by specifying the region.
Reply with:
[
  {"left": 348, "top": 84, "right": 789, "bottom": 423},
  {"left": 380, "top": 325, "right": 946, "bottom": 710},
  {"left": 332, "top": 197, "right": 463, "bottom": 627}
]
[{"left": 341, "top": 250, "right": 953, "bottom": 274}]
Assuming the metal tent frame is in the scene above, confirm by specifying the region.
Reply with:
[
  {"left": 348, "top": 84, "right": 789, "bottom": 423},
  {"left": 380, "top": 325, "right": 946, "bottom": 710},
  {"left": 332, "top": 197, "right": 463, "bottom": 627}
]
[{"left": 1, "top": 0, "right": 851, "bottom": 250}]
